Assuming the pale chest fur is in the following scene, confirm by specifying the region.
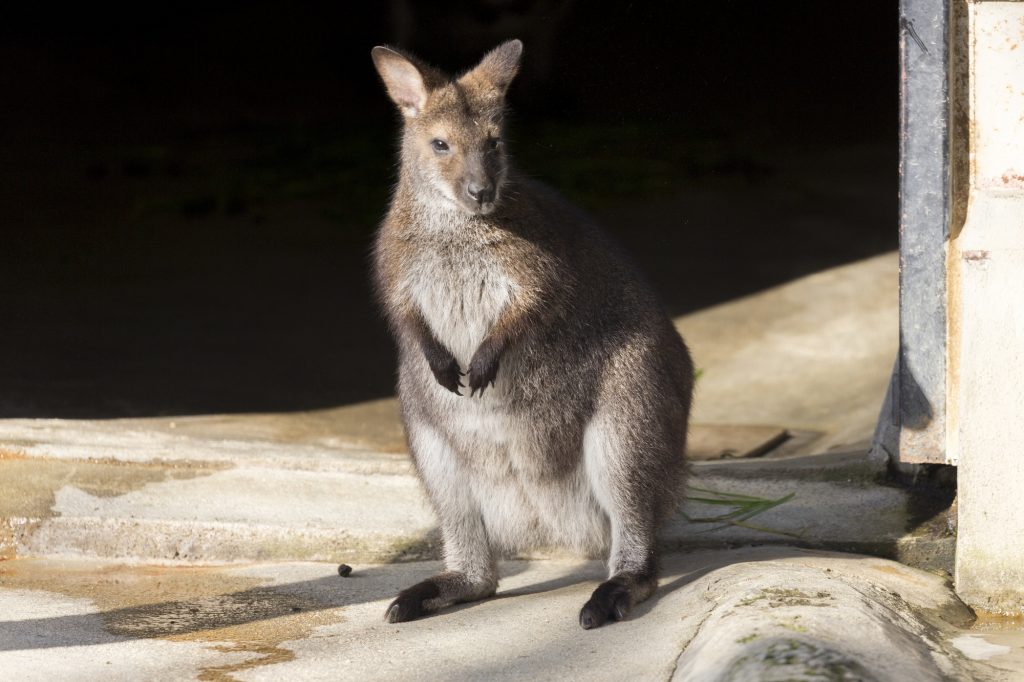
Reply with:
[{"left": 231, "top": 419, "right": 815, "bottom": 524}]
[{"left": 403, "top": 237, "right": 514, "bottom": 366}]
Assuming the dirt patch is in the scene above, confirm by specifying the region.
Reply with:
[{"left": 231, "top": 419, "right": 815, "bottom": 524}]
[
  {"left": 727, "top": 638, "right": 874, "bottom": 680},
  {"left": 738, "top": 587, "right": 836, "bottom": 609}
]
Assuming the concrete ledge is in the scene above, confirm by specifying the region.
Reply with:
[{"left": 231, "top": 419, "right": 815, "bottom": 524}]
[
  {"left": 0, "top": 445, "right": 951, "bottom": 571},
  {"left": 13, "top": 517, "right": 437, "bottom": 565}
]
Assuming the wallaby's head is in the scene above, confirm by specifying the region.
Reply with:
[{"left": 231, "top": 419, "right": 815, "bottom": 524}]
[{"left": 371, "top": 40, "right": 523, "bottom": 216}]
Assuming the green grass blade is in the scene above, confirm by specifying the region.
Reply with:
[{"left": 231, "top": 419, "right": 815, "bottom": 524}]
[{"left": 683, "top": 487, "right": 796, "bottom": 537}]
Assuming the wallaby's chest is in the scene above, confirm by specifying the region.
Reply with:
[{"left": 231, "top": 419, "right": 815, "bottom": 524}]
[{"left": 405, "top": 240, "right": 513, "bottom": 365}]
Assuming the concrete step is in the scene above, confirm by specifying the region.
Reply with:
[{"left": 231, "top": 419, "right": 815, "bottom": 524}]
[{"left": 2, "top": 437, "right": 947, "bottom": 571}]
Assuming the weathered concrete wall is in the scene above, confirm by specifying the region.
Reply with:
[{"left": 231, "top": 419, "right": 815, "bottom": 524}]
[{"left": 954, "top": 0, "right": 1024, "bottom": 614}]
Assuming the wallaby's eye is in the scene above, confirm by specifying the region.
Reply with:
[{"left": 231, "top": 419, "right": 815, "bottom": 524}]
[
  {"left": 487, "top": 138, "right": 501, "bottom": 151},
  {"left": 431, "top": 139, "right": 450, "bottom": 153}
]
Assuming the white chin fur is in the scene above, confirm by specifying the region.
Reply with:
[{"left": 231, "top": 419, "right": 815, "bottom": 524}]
[
  {"left": 464, "top": 196, "right": 498, "bottom": 215},
  {"left": 451, "top": 192, "right": 499, "bottom": 216},
  {"left": 454, "top": 201, "right": 496, "bottom": 217}
]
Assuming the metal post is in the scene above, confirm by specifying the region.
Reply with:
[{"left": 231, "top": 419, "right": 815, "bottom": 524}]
[{"left": 894, "top": 0, "right": 951, "bottom": 464}]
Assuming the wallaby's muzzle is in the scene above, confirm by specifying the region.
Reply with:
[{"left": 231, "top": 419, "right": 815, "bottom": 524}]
[
  {"left": 459, "top": 152, "right": 500, "bottom": 214},
  {"left": 467, "top": 180, "right": 495, "bottom": 206},
  {"left": 465, "top": 178, "right": 497, "bottom": 214}
]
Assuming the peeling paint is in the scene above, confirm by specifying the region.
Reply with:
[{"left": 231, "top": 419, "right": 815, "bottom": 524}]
[{"left": 1000, "top": 171, "right": 1024, "bottom": 187}]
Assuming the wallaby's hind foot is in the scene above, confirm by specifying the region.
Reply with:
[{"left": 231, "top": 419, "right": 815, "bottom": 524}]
[
  {"left": 384, "top": 571, "right": 497, "bottom": 623},
  {"left": 578, "top": 569, "right": 658, "bottom": 629}
]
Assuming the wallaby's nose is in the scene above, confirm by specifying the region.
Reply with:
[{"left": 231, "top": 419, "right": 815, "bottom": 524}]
[{"left": 467, "top": 182, "right": 495, "bottom": 206}]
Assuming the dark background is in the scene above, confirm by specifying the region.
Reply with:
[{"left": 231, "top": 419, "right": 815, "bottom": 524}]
[{"left": 0, "top": 1, "right": 898, "bottom": 418}]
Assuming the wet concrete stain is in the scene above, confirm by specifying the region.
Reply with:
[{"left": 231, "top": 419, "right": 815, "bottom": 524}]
[
  {"left": 964, "top": 611, "right": 1024, "bottom": 673},
  {"left": 0, "top": 449, "right": 229, "bottom": 514},
  {"left": 197, "top": 643, "right": 296, "bottom": 682},
  {"left": 0, "top": 446, "right": 437, "bottom": 565},
  {"left": 0, "top": 559, "right": 343, "bottom": 680},
  {"left": 0, "top": 448, "right": 228, "bottom": 559}
]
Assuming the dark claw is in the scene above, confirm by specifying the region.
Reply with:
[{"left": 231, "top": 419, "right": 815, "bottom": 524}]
[
  {"left": 579, "top": 580, "right": 633, "bottom": 630},
  {"left": 467, "top": 351, "right": 500, "bottom": 398},
  {"left": 428, "top": 355, "right": 463, "bottom": 394},
  {"left": 385, "top": 579, "right": 440, "bottom": 623},
  {"left": 384, "top": 592, "right": 427, "bottom": 623}
]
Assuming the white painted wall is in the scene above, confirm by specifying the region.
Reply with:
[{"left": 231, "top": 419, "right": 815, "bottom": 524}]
[{"left": 954, "top": 0, "right": 1024, "bottom": 614}]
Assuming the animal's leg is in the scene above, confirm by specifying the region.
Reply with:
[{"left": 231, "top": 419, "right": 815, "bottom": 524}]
[
  {"left": 386, "top": 425, "right": 497, "bottom": 623},
  {"left": 579, "top": 414, "right": 677, "bottom": 629},
  {"left": 578, "top": 515, "right": 659, "bottom": 629}
]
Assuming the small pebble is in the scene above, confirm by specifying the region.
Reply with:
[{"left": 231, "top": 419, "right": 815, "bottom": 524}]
[{"left": 337, "top": 563, "right": 353, "bottom": 577}]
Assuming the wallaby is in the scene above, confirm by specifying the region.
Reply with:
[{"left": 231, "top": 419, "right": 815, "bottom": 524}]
[{"left": 370, "top": 39, "right": 694, "bottom": 629}]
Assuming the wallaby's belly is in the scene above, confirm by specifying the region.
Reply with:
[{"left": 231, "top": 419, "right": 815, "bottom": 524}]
[
  {"left": 470, "top": 465, "right": 609, "bottom": 555},
  {"left": 444, "top": 399, "right": 609, "bottom": 555}
]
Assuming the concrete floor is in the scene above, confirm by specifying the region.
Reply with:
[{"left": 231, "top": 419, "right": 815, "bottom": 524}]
[{"left": 2, "top": 548, "right": 1020, "bottom": 681}]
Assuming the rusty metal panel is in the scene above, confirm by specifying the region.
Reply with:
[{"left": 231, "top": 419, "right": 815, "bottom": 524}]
[{"left": 897, "top": 0, "right": 949, "bottom": 463}]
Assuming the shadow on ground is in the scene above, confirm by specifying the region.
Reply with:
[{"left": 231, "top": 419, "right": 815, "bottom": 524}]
[{"left": 0, "top": 547, "right": 813, "bottom": 652}]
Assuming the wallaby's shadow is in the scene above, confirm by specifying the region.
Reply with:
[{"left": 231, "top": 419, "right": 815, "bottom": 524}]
[
  {"left": 425, "top": 545, "right": 818, "bottom": 625},
  {"left": 494, "top": 559, "right": 607, "bottom": 600}
]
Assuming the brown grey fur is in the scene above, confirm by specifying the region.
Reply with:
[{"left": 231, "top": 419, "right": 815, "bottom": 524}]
[{"left": 370, "top": 39, "right": 694, "bottom": 629}]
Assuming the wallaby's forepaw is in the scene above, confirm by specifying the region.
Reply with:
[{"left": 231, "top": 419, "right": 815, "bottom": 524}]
[
  {"left": 384, "top": 579, "right": 441, "bottom": 623},
  {"left": 428, "top": 355, "right": 464, "bottom": 395},
  {"left": 579, "top": 579, "right": 634, "bottom": 630},
  {"left": 467, "top": 345, "right": 500, "bottom": 397}
]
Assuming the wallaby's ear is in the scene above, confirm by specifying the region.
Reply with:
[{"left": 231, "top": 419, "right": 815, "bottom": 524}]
[
  {"left": 459, "top": 39, "right": 523, "bottom": 99},
  {"left": 371, "top": 46, "right": 429, "bottom": 117}
]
